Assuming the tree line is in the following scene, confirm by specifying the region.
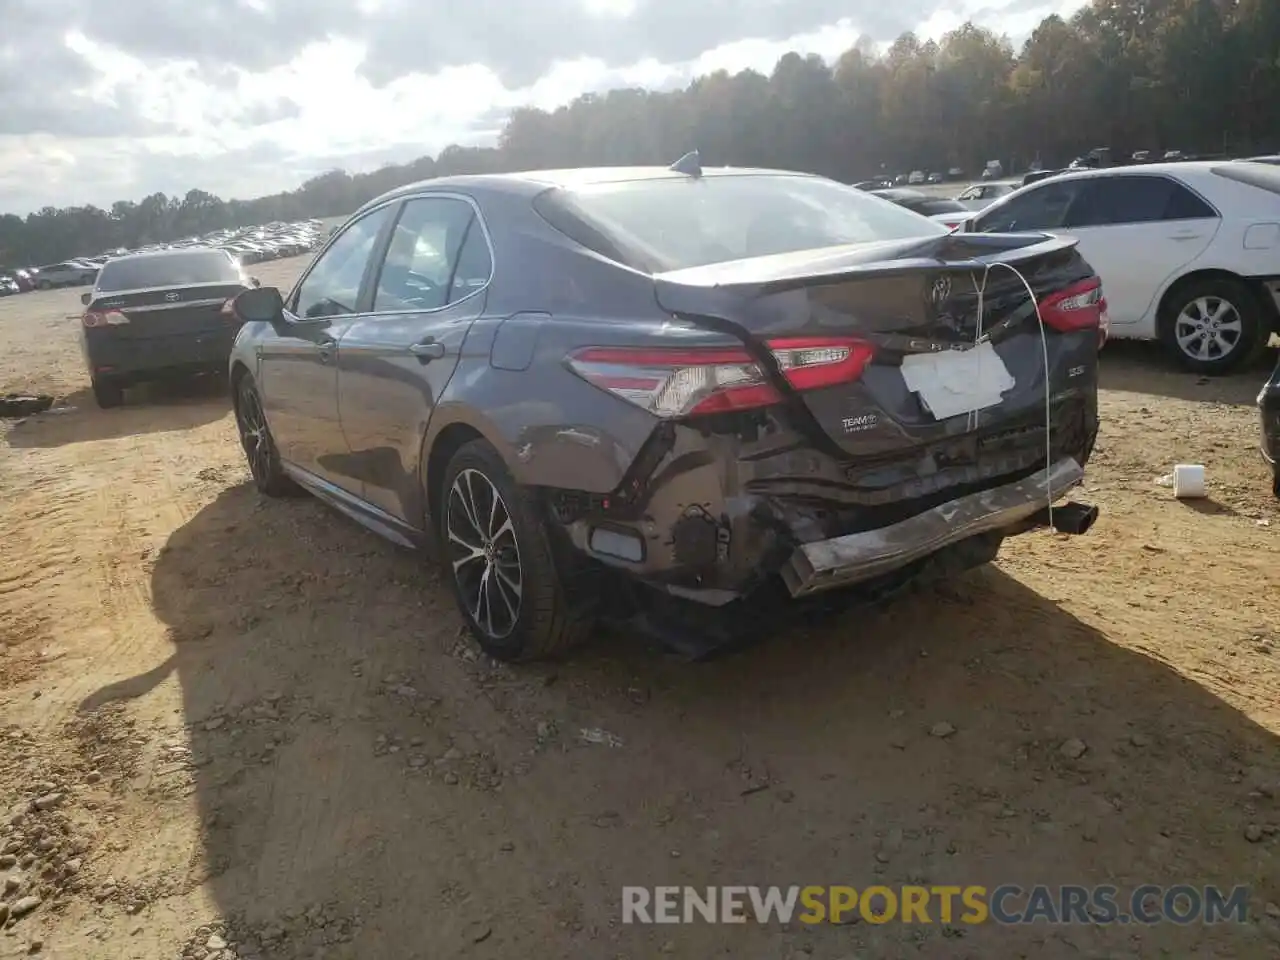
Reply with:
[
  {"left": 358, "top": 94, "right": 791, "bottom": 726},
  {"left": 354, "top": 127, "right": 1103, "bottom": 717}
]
[{"left": 2, "top": 0, "right": 1277, "bottom": 267}]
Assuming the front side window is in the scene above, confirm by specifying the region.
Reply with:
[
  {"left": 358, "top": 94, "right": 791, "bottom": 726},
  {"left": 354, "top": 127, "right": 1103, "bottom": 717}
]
[
  {"left": 292, "top": 206, "right": 393, "bottom": 319},
  {"left": 974, "top": 180, "right": 1084, "bottom": 233}
]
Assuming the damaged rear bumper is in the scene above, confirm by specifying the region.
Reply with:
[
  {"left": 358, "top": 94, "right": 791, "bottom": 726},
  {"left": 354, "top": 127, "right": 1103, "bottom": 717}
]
[{"left": 780, "top": 457, "right": 1085, "bottom": 598}]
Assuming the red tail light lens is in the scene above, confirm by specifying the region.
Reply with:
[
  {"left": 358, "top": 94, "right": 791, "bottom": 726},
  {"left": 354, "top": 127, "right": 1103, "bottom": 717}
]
[
  {"left": 1038, "top": 277, "right": 1104, "bottom": 334},
  {"left": 82, "top": 309, "right": 129, "bottom": 328},
  {"left": 566, "top": 337, "right": 875, "bottom": 418}
]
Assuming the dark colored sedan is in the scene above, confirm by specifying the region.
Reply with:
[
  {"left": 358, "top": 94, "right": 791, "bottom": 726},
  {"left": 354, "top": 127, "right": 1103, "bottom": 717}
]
[
  {"left": 870, "top": 188, "right": 971, "bottom": 219},
  {"left": 1260, "top": 354, "right": 1280, "bottom": 498},
  {"left": 228, "top": 163, "right": 1104, "bottom": 661},
  {"left": 79, "top": 249, "right": 257, "bottom": 408}
]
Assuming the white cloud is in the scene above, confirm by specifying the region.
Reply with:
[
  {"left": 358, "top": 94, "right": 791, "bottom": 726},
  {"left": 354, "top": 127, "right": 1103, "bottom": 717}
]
[{"left": 0, "top": 0, "right": 1088, "bottom": 214}]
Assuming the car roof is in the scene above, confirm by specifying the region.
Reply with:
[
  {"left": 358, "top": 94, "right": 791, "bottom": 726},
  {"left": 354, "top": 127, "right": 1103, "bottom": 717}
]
[
  {"left": 358, "top": 165, "right": 823, "bottom": 213},
  {"left": 1036, "top": 161, "right": 1227, "bottom": 184}
]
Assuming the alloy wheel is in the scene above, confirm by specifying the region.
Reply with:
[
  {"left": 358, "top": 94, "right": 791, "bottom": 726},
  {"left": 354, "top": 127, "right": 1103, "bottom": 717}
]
[
  {"left": 1174, "top": 296, "right": 1243, "bottom": 363},
  {"left": 446, "top": 468, "right": 523, "bottom": 640},
  {"left": 236, "top": 384, "right": 274, "bottom": 483}
]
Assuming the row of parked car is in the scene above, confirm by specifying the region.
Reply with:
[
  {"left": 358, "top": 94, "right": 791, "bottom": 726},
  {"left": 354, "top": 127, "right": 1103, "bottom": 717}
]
[{"left": 0, "top": 220, "right": 328, "bottom": 298}]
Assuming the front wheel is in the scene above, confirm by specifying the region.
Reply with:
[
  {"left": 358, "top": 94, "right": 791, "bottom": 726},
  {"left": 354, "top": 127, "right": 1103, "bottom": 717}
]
[
  {"left": 438, "top": 439, "right": 592, "bottom": 662},
  {"left": 234, "top": 374, "right": 298, "bottom": 497},
  {"left": 1159, "top": 277, "right": 1270, "bottom": 375}
]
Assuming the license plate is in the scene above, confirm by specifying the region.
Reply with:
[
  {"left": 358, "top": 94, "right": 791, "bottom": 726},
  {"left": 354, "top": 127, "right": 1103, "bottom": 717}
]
[{"left": 899, "top": 341, "right": 1015, "bottom": 420}]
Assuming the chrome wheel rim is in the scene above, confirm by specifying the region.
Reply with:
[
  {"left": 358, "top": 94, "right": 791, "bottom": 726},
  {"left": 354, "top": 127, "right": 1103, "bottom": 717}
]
[
  {"left": 236, "top": 386, "right": 273, "bottom": 482},
  {"left": 446, "top": 469, "right": 522, "bottom": 640},
  {"left": 1174, "top": 296, "right": 1243, "bottom": 362}
]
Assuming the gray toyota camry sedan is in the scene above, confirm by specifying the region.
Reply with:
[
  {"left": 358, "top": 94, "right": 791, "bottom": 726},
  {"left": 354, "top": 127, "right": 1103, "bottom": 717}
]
[{"left": 227, "top": 160, "right": 1104, "bottom": 661}]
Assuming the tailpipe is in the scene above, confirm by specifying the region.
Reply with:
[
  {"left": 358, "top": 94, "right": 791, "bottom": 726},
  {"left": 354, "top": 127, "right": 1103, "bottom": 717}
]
[{"left": 1044, "top": 500, "right": 1099, "bottom": 535}]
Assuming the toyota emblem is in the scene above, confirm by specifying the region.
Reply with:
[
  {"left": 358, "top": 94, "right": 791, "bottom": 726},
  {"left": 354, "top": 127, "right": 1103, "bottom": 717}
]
[{"left": 165, "top": 292, "right": 180, "bottom": 302}]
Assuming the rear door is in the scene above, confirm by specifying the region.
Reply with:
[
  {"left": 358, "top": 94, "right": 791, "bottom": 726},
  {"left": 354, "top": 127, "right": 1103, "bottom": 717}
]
[
  {"left": 336, "top": 194, "right": 492, "bottom": 526},
  {"left": 1060, "top": 174, "right": 1219, "bottom": 328}
]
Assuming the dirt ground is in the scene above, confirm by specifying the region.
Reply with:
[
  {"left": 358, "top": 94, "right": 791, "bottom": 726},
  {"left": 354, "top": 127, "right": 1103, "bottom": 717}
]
[{"left": 1, "top": 257, "right": 1278, "bottom": 960}]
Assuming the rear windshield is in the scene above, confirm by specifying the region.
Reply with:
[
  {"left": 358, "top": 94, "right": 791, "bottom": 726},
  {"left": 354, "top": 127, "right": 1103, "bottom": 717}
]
[
  {"left": 911, "top": 199, "right": 969, "bottom": 215},
  {"left": 537, "top": 173, "right": 948, "bottom": 271},
  {"left": 96, "top": 250, "right": 241, "bottom": 292}
]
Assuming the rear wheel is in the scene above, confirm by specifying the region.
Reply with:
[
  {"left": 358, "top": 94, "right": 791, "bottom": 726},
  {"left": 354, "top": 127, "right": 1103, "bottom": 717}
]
[
  {"left": 1159, "top": 277, "right": 1269, "bottom": 375},
  {"left": 439, "top": 439, "right": 591, "bottom": 662},
  {"left": 91, "top": 378, "right": 125, "bottom": 409},
  {"left": 234, "top": 374, "right": 297, "bottom": 496}
]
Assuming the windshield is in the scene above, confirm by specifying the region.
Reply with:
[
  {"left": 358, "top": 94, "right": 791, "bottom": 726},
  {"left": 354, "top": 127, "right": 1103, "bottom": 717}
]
[
  {"left": 96, "top": 250, "right": 241, "bottom": 292},
  {"left": 543, "top": 173, "right": 948, "bottom": 271}
]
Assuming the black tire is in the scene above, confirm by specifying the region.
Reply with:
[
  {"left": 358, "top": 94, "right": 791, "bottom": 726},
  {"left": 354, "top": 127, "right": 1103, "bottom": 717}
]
[
  {"left": 438, "top": 438, "right": 593, "bottom": 662},
  {"left": 1272, "top": 473, "right": 1280, "bottom": 500},
  {"left": 233, "top": 373, "right": 298, "bottom": 497},
  {"left": 91, "top": 378, "right": 125, "bottom": 409},
  {"left": 1158, "top": 276, "right": 1271, "bottom": 375}
]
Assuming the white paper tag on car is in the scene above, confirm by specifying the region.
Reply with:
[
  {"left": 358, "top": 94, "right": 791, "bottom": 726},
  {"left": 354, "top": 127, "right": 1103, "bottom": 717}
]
[{"left": 899, "top": 341, "right": 1016, "bottom": 420}]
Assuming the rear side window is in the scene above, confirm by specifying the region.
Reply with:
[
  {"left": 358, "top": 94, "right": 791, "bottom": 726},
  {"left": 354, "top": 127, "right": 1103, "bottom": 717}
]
[
  {"left": 1067, "top": 176, "right": 1216, "bottom": 227},
  {"left": 371, "top": 197, "right": 482, "bottom": 312},
  {"left": 96, "top": 251, "right": 241, "bottom": 292}
]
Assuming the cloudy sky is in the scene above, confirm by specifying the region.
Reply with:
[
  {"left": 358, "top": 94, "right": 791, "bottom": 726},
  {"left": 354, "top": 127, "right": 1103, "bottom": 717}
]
[{"left": 0, "top": 0, "right": 1088, "bottom": 215}]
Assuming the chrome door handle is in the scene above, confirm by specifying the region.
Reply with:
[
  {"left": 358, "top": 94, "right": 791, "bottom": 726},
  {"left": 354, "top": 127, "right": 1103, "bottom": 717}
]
[
  {"left": 317, "top": 337, "right": 337, "bottom": 363},
  {"left": 408, "top": 340, "right": 446, "bottom": 361}
]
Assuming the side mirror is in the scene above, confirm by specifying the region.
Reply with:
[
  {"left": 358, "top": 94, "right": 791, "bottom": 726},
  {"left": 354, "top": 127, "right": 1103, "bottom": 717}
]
[
  {"left": 232, "top": 286, "right": 285, "bottom": 326},
  {"left": 250, "top": 276, "right": 261, "bottom": 288},
  {"left": 80, "top": 292, "right": 91, "bottom": 306}
]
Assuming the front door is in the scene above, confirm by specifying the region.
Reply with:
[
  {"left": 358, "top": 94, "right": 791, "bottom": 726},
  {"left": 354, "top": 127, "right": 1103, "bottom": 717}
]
[
  {"left": 259, "top": 204, "right": 395, "bottom": 493},
  {"left": 337, "top": 195, "right": 494, "bottom": 526}
]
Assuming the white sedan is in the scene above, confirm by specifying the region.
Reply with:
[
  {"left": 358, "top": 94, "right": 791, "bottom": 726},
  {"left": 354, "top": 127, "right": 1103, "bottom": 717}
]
[{"left": 960, "top": 161, "right": 1280, "bottom": 374}]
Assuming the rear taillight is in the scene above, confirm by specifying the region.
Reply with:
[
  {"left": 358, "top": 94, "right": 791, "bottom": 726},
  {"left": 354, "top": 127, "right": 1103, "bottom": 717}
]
[
  {"left": 82, "top": 309, "right": 129, "bottom": 328},
  {"left": 566, "top": 337, "right": 874, "bottom": 418},
  {"left": 1038, "top": 277, "right": 1103, "bottom": 334}
]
